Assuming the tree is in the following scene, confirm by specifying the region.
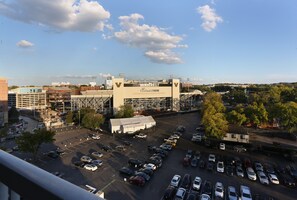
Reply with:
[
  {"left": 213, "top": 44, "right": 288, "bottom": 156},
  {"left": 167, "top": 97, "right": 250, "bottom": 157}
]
[
  {"left": 73, "top": 107, "right": 95, "bottom": 124},
  {"left": 244, "top": 102, "right": 268, "bottom": 127},
  {"left": 0, "top": 127, "right": 8, "bottom": 138},
  {"left": 201, "top": 92, "right": 228, "bottom": 139},
  {"left": 8, "top": 106, "right": 20, "bottom": 123},
  {"left": 81, "top": 113, "right": 105, "bottom": 130},
  {"left": 227, "top": 110, "right": 247, "bottom": 126},
  {"left": 278, "top": 102, "right": 297, "bottom": 132},
  {"left": 16, "top": 129, "right": 55, "bottom": 160},
  {"left": 65, "top": 111, "right": 73, "bottom": 124},
  {"left": 115, "top": 104, "right": 134, "bottom": 118}
]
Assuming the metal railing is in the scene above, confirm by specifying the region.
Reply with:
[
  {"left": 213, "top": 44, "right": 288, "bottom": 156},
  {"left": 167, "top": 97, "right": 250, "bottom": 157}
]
[{"left": 0, "top": 150, "right": 103, "bottom": 200}]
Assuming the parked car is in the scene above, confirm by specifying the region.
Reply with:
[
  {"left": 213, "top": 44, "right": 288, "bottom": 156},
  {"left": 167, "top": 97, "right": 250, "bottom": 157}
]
[
  {"left": 183, "top": 157, "right": 190, "bottom": 167},
  {"left": 219, "top": 143, "right": 225, "bottom": 150},
  {"left": 200, "top": 194, "right": 211, "bottom": 200},
  {"left": 227, "top": 186, "right": 238, "bottom": 200},
  {"left": 138, "top": 168, "right": 153, "bottom": 176},
  {"left": 180, "top": 174, "right": 192, "bottom": 190},
  {"left": 257, "top": 171, "right": 269, "bottom": 185},
  {"left": 192, "top": 176, "right": 202, "bottom": 191},
  {"left": 279, "top": 174, "right": 296, "bottom": 188},
  {"left": 161, "top": 186, "right": 176, "bottom": 200},
  {"left": 199, "top": 160, "right": 206, "bottom": 169},
  {"left": 119, "top": 167, "right": 134, "bottom": 176},
  {"left": 115, "top": 145, "right": 126, "bottom": 152},
  {"left": 287, "top": 165, "right": 297, "bottom": 179},
  {"left": 170, "top": 174, "right": 181, "bottom": 187},
  {"left": 201, "top": 180, "right": 212, "bottom": 197},
  {"left": 240, "top": 185, "right": 252, "bottom": 200},
  {"left": 254, "top": 162, "right": 264, "bottom": 172},
  {"left": 91, "top": 160, "right": 103, "bottom": 166},
  {"left": 207, "top": 162, "right": 214, "bottom": 172},
  {"left": 236, "top": 166, "right": 244, "bottom": 177},
  {"left": 215, "top": 182, "right": 224, "bottom": 199},
  {"left": 91, "top": 134, "right": 100, "bottom": 140},
  {"left": 226, "top": 165, "right": 234, "bottom": 176},
  {"left": 73, "top": 161, "right": 85, "bottom": 168},
  {"left": 143, "top": 163, "right": 157, "bottom": 171},
  {"left": 175, "top": 188, "right": 186, "bottom": 200},
  {"left": 191, "top": 157, "right": 199, "bottom": 167},
  {"left": 84, "top": 164, "right": 98, "bottom": 171},
  {"left": 217, "top": 161, "right": 224, "bottom": 173},
  {"left": 268, "top": 173, "right": 279, "bottom": 184},
  {"left": 128, "top": 176, "right": 145, "bottom": 186},
  {"left": 47, "top": 151, "right": 59, "bottom": 159},
  {"left": 80, "top": 155, "right": 92, "bottom": 163},
  {"left": 246, "top": 167, "right": 257, "bottom": 181},
  {"left": 208, "top": 154, "right": 216, "bottom": 162},
  {"left": 186, "top": 193, "right": 197, "bottom": 200},
  {"left": 134, "top": 172, "right": 150, "bottom": 181},
  {"left": 128, "top": 159, "right": 143, "bottom": 168},
  {"left": 134, "top": 133, "right": 147, "bottom": 139},
  {"left": 234, "top": 145, "right": 247, "bottom": 153},
  {"left": 91, "top": 151, "right": 103, "bottom": 158}
]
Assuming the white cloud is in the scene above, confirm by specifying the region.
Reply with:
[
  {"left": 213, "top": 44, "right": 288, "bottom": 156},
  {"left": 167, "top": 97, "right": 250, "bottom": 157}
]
[
  {"left": 197, "top": 5, "right": 223, "bottom": 32},
  {"left": 114, "top": 13, "right": 186, "bottom": 64},
  {"left": 0, "top": 0, "right": 110, "bottom": 32},
  {"left": 99, "top": 73, "right": 112, "bottom": 78},
  {"left": 16, "top": 40, "right": 34, "bottom": 48}
]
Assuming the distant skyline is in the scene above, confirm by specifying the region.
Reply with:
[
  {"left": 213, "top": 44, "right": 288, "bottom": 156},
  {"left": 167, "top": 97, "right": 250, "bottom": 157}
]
[{"left": 0, "top": 0, "right": 297, "bottom": 86}]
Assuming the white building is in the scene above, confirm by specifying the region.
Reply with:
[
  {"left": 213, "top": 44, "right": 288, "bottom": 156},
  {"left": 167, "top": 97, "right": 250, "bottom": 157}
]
[{"left": 110, "top": 115, "right": 156, "bottom": 134}]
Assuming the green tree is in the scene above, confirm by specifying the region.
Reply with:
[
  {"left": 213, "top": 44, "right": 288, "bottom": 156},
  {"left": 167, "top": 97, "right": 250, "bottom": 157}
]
[
  {"left": 81, "top": 113, "right": 105, "bottom": 130},
  {"left": 8, "top": 106, "right": 20, "bottom": 123},
  {"left": 0, "top": 126, "right": 8, "bottom": 138},
  {"left": 16, "top": 129, "right": 55, "bottom": 160},
  {"left": 244, "top": 102, "right": 268, "bottom": 127},
  {"left": 227, "top": 110, "right": 247, "bottom": 126},
  {"left": 115, "top": 104, "right": 134, "bottom": 118},
  {"left": 278, "top": 102, "right": 297, "bottom": 132},
  {"left": 73, "top": 107, "right": 95, "bottom": 124},
  {"left": 202, "top": 92, "right": 228, "bottom": 139},
  {"left": 65, "top": 111, "right": 73, "bottom": 124}
]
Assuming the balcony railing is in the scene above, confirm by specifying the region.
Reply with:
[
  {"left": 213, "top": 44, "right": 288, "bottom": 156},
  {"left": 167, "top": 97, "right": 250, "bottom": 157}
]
[{"left": 0, "top": 150, "right": 103, "bottom": 200}]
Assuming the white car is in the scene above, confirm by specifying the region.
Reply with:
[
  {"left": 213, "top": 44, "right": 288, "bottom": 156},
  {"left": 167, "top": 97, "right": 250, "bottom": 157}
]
[
  {"left": 91, "top": 152, "right": 103, "bottom": 158},
  {"left": 91, "top": 134, "right": 100, "bottom": 140},
  {"left": 84, "top": 164, "right": 98, "bottom": 171},
  {"left": 200, "top": 194, "right": 211, "bottom": 200},
  {"left": 240, "top": 185, "right": 252, "bottom": 200},
  {"left": 192, "top": 176, "right": 202, "bottom": 191},
  {"left": 170, "top": 134, "right": 180, "bottom": 139},
  {"left": 215, "top": 182, "right": 224, "bottom": 198},
  {"left": 80, "top": 155, "right": 92, "bottom": 163},
  {"left": 217, "top": 161, "right": 224, "bottom": 173},
  {"left": 246, "top": 167, "right": 257, "bottom": 181},
  {"left": 170, "top": 175, "right": 181, "bottom": 187},
  {"left": 236, "top": 166, "right": 244, "bottom": 177},
  {"left": 257, "top": 171, "right": 269, "bottom": 185},
  {"left": 227, "top": 186, "right": 238, "bottom": 200},
  {"left": 143, "top": 163, "right": 156, "bottom": 171},
  {"left": 268, "top": 173, "right": 279, "bottom": 184},
  {"left": 219, "top": 143, "right": 225, "bottom": 150},
  {"left": 208, "top": 154, "right": 216, "bottom": 162},
  {"left": 91, "top": 159, "right": 103, "bottom": 166},
  {"left": 135, "top": 133, "right": 147, "bottom": 138},
  {"left": 175, "top": 188, "right": 186, "bottom": 200}
]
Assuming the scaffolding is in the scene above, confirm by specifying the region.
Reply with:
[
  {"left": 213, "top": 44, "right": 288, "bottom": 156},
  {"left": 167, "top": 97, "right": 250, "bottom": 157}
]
[{"left": 71, "top": 95, "right": 113, "bottom": 114}]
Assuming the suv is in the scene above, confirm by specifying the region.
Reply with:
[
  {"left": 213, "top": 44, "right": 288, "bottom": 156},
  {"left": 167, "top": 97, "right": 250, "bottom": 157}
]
[
  {"left": 180, "top": 174, "right": 191, "bottom": 190},
  {"left": 240, "top": 185, "right": 252, "bottom": 200},
  {"left": 170, "top": 174, "right": 181, "bottom": 187},
  {"left": 128, "top": 159, "right": 143, "bottom": 168},
  {"left": 175, "top": 188, "right": 186, "bottom": 200}
]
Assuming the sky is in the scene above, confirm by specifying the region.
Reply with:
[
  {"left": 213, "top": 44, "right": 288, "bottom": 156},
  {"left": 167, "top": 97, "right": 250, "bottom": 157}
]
[{"left": 0, "top": 0, "right": 297, "bottom": 86}]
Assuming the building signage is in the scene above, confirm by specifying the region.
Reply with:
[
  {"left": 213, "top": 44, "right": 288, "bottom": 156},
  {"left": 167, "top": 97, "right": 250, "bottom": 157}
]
[{"left": 140, "top": 88, "right": 159, "bottom": 93}]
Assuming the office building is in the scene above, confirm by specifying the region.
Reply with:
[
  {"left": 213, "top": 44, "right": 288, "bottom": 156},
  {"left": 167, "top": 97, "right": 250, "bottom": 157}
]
[{"left": 0, "top": 78, "right": 8, "bottom": 126}]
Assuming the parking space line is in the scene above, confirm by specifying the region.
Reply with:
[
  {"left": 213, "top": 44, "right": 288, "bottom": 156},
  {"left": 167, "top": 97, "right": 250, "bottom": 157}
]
[{"left": 100, "top": 179, "right": 116, "bottom": 191}]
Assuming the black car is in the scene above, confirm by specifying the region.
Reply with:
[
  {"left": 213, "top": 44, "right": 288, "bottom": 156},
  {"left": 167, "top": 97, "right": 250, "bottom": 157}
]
[
  {"left": 148, "top": 158, "right": 162, "bottom": 168},
  {"left": 191, "top": 157, "right": 198, "bottom": 167},
  {"left": 47, "top": 151, "right": 59, "bottom": 158},
  {"left": 128, "top": 159, "right": 143, "bottom": 168},
  {"left": 180, "top": 174, "right": 191, "bottom": 190},
  {"left": 153, "top": 153, "right": 166, "bottom": 159},
  {"left": 199, "top": 160, "right": 206, "bottom": 169},
  {"left": 202, "top": 180, "right": 212, "bottom": 196},
  {"left": 56, "top": 148, "right": 65, "bottom": 155},
  {"left": 119, "top": 167, "right": 134, "bottom": 176},
  {"left": 186, "top": 193, "right": 197, "bottom": 200},
  {"left": 138, "top": 168, "right": 154, "bottom": 176},
  {"left": 226, "top": 165, "right": 234, "bottom": 176},
  {"left": 135, "top": 171, "right": 150, "bottom": 181},
  {"left": 122, "top": 141, "right": 132, "bottom": 146},
  {"left": 73, "top": 161, "right": 85, "bottom": 168},
  {"left": 207, "top": 162, "right": 214, "bottom": 172},
  {"left": 148, "top": 145, "right": 157, "bottom": 152},
  {"left": 101, "top": 145, "right": 112, "bottom": 152},
  {"left": 280, "top": 174, "right": 296, "bottom": 188},
  {"left": 161, "top": 186, "right": 176, "bottom": 200}
]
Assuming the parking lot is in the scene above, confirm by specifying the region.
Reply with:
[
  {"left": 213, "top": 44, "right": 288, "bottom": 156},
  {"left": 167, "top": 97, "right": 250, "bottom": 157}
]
[{"left": 10, "top": 112, "right": 297, "bottom": 200}]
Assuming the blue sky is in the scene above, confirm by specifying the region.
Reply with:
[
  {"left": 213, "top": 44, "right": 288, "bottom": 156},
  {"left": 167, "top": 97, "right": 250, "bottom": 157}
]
[{"left": 0, "top": 0, "right": 297, "bottom": 86}]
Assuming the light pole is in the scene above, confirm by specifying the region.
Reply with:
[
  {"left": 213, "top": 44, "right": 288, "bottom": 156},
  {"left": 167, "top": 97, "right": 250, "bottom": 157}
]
[{"left": 78, "top": 110, "right": 80, "bottom": 127}]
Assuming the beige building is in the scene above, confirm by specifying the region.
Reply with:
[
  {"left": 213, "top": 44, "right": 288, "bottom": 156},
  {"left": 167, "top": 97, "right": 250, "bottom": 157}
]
[
  {"left": 0, "top": 78, "right": 8, "bottom": 126},
  {"left": 71, "top": 78, "right": 181, "bottom": 115},
  {"left": 10, "top": 87, "right": 47, "bottom": 110}
]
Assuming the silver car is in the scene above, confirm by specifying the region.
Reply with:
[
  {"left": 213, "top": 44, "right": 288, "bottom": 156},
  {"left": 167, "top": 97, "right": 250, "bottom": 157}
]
[
  {"left": 236, "top": 166, "right": 244, "bottom": 177},
  {"left": 228, "top": 186, "right": 238, "bottom": 200}
]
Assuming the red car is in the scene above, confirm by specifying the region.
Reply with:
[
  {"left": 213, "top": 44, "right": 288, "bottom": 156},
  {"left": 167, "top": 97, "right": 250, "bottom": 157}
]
[
  {"left": 183, "top": 157, "right": 190, "bottom": 167},
  {"left": 129, "top": 176, "right": 145, "bottom": 186}
]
